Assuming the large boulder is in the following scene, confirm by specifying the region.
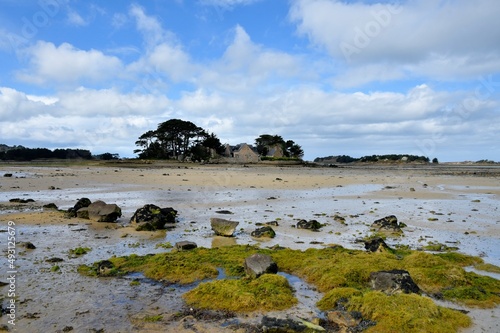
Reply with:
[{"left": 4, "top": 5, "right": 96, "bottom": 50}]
[
  {"left": 131, "top": 204, "right": 178, "bottom": 231},
  {"left": 296, "top": 219, "right": 322, "bottom": 231},
  {"left": 369, "top": 269, "right": 420, "bottom": 295},
  {"left": 78, "top": 200, "right": 122, "bottom": 222},
  {"left": 244, "top": 253, "right": 278, "bottom": 278},
  {"left": 251, "top": 226, "right": 276, "bottom": 238},
  {"left": 210, "top": 217, "right": 239, "bottom": 237},
  {"left": 371, "top": 215, "right": 405, "bottom": 233}
]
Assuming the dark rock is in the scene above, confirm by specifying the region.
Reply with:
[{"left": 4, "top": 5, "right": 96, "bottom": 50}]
[
  {"left": 175, "top": 241, "right": 198, "bottom": 251},
  {"left": 46, "top": 257, "right": 64, "bottom": 263},
  {"left": 135, "top": 222, "right": 156, "bottom": 231},
  {"left": 97, "top": 260, "right": 114, "bottom": 276},
  {"left": 131, "top": 204, "right": 177, "bottom": 230},
  {"left": 265, "top": 221, "right": 279, "bottom": 226},
  {"left": 43, "top": 203, "right": 58, "bottom": 210},
  {"left": 210, "top": 217, "right": 239, "bottom": 237},
  {"left": 296, "top": 219, "right": 322, "bottom": 231},
  {"left": 9, "top": 198, "right": 35, "bottom": 203},
  {"left": 364, "top": 237, "right": 391, "bottom": 252},
  {"left": 215, "top": 210, "right": 233, "bottom": 214},
  {"left": 3, "top": 173, "right": 13, "bottom": 177},
  {"left": 370, "top": 269, "right": 420, "bottom": 295},
  {"left": 20, "top": 241, "right": 36, "bottom": 249},
  {"left": 371, "top": 215, "right": 404, "bottom": 233},
  {"left": 244, "top": 253, "right": 278, "bottom": 278},
  {"left": 68, "top": 198, "right": 92, "bottom": 217},
  {"left": 251, "top": 226, "right": 276, "bottom": 238}
]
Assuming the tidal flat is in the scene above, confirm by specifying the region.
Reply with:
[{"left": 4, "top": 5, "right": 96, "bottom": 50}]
[{"left": 0, "top": 162, "right": 499, "bottom": 332}]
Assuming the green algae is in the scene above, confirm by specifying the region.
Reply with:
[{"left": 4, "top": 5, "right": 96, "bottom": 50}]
[
  {"left": 183, "top": 274, "right": 297, "bottom": 312},
  {"left": 79, "top": 244, "right": 500, "bottom": 332}
]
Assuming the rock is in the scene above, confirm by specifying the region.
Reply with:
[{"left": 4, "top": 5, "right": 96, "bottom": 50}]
[
  {"left": 251, "top": 226, "right": 276, "bottom": 238},
  {"left": 215, "top": 210, "right": 233, "bottom": 214},
  {"left": 175, "top": 241, "right": 198, "bottom": 251},
  {"left": 97, "top": 260, "right": 114, "bottom": 276},
  {"left": 81, "top": 200, "right": 122, "bottom": 222},
  {"left": 210, "top": 217, "right": 239, "bottom": 237},
  {"left": 261, "top": 316, "right": 325, "bottom": 332},
  {"left": 364, "top": 237, "right": 391, "bottom": 252},
  {"left": 131, "top": 204, "right": 177, "bottom": 230},
  {"left": 9, "top": 198, "right": 35, "bottom": 203},
  {"left": 76, "top": 208, "right": 89, "bottom": 219},
  {"left": 135, "top": 222, "right": 156, "bottom": 231},
  {"left": 371, "top": 215, "right": 404, "bottom": 233},
  {"left": 296, "top": 219, "right": 322, "bottom": 231},
  {"left": 370, "top": 269, "right": 420, "bottom": 295},
  {"left": 68, "top": 198, "right": 92, "bottom": 217},
  {"left": 327, "top": 311, "right": 361, "bottom": 331},
  {"left": 46, "top": 257, "right": 64, "bottom": 263},
  {"left": 3, "top": 173, "right": 13, "bottom": 177},
  {"left": 266, "top": 221, "right": 279, "bottom": 226},
  {"left": 43, "top": 203, "right": 58, "bottom": 210},
  {"left": 244, "top": 253, "right": 278, "bottom": 278},
  {"left": 19, "top": 241, "right": 36, "bottom": 249}
]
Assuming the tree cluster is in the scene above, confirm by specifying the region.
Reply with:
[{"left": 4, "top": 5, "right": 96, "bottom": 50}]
[
  {"left": 134, "top": 119, "right": 304, "bottom": 161},
  {"left": 314, "top": 154, "right": 431, "bottom": 164},
  {"left": 134, "top": 119, "right": 225, "bottom": 161},
  {"left": 255, "top": 134, "right": 304, "bottom": 159},
  {"left": 0, "top": 147, "right": 93, "bottom": 161}
]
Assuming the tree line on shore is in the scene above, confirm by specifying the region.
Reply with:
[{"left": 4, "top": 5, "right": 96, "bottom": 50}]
[
  {"left": 0, "top": 145, "right": 119, "bottom": 162},
  {"left": 314, "top": 154, "right": 435, "bottom": 164}
]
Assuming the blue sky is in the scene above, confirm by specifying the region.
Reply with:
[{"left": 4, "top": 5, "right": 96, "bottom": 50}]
[{"left": 0, "top": 0, "right": 499, "bottom": 161}]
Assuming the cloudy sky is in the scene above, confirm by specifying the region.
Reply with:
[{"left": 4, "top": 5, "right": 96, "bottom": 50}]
[{"left": 1, "top": 0, "right": 499, "bottom": 161}]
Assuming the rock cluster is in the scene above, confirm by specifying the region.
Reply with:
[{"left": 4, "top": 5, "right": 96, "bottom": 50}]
[
  {"left": 67, "top": 198, "right": 122, "bottom": 222},
  {"left": 131, "top": 204, "right": 177, "bottom": 231},
  {"left": 371, "top": 215, "right": 406, "bottom": 233}
]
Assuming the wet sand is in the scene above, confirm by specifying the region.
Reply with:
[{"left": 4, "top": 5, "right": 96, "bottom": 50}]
[{"left": 0, "top": 162, "right": 499, "bottom": 332}]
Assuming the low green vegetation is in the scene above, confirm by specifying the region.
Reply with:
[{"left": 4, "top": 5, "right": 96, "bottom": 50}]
[
  {"left": 143, "top": 314, "right": 163, "bottom": 322},
  {"left": 183, "top": 274, "right": 297, "bottom": 312},
  {"left": 69, "top": 247, "right": 91, "bottom": 255},
  {"left": 79, "top": 245, "right": 500, "bottom": 332},
  {"left": 348, "top": 291, "right": 471, "bottom": 333}
]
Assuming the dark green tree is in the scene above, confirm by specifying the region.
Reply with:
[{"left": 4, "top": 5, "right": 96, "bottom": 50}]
[
  {"left": 255, "top": 134, "right": 303, "bottom": 159},
  {"left": 134, "top": 119, "right": 224, "bottom": 161}
]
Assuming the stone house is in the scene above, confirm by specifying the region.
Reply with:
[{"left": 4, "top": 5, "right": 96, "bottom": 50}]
[{"left": 223, "top": 143, "right": 260, "bottom": 163}]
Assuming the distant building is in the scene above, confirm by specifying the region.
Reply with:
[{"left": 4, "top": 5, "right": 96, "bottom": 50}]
[{"left": 223, "top": 143, "right": 260, "bottom": 163}]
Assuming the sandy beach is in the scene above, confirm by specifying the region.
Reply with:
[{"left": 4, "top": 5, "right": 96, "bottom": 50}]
[{"left": 0, "top": 162, "right": 499, "bottom": 332}]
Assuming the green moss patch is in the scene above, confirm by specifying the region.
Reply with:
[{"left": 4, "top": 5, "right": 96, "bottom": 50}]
[
  {"left": 183, "top": 274, "right": 297, "bottom": 312},
  {"left": 69, "top": 247, "right": 91, "bottom": 255},
  {"left": 80, "top": 244, "right": 500, "bottom": 332},
  {"left": 348, "top": 291, "right": 471, "bottom": 333}
]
